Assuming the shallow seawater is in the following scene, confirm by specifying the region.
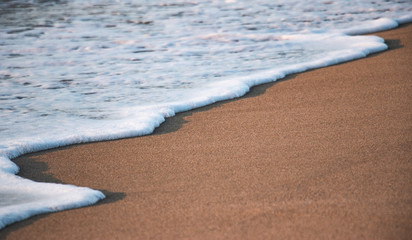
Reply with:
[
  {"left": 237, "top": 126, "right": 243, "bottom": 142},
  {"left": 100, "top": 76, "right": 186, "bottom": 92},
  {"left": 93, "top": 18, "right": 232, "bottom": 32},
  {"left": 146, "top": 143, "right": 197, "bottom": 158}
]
[{"left": 0, "top": 0, "right": 411, "bottom": 229}]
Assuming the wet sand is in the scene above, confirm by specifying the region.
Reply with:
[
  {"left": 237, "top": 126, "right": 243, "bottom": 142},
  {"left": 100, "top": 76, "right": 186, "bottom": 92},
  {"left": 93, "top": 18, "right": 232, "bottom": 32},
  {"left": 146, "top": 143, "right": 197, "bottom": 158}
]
[{"left": 2, "top": 24, "right": 411, "bottom": 239}]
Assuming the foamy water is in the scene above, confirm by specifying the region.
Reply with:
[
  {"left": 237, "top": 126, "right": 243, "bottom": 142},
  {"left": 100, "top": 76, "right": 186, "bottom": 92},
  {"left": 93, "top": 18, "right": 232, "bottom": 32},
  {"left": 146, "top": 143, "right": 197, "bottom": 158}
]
[{"left": 0, "top": 0, "right": 411, "bottom": 229}]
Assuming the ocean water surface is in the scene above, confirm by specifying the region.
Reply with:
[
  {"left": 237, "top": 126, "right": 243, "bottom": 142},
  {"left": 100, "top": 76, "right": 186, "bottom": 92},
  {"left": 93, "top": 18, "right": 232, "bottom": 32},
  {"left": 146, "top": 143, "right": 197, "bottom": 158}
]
[{"left": 0, "top": 0, "right": 411, "bottom": 229}]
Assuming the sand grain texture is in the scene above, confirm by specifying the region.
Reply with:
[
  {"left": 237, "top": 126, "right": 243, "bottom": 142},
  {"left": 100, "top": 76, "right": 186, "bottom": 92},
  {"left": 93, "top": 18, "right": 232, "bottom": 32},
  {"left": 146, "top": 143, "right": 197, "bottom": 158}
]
[{"left": 2, "top": 24, "right": 412, "bottom": 239}]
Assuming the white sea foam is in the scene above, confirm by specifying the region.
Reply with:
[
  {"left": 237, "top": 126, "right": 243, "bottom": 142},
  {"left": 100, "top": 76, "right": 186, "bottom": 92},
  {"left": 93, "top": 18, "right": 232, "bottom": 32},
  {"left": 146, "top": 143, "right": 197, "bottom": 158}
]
[
  {"left": 0, "top": 172, "right": 104, "bottom": 229},
  {"left": 0, "top": 0, "right": 411, "bottom": 229}
]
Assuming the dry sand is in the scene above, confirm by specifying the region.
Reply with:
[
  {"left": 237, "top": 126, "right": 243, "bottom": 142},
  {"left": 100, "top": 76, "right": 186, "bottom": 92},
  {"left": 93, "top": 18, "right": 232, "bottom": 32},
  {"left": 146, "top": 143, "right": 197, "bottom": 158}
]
[{"left": 1, "top": 24, "right": 411, "bottom": 239}]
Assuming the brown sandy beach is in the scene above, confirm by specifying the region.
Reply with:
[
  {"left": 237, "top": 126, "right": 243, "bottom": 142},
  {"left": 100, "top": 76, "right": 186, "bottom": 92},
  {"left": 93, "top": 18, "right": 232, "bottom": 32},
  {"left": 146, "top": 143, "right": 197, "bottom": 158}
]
[{"left": 1, "top": 24, "right": 411, "bottom": 239}]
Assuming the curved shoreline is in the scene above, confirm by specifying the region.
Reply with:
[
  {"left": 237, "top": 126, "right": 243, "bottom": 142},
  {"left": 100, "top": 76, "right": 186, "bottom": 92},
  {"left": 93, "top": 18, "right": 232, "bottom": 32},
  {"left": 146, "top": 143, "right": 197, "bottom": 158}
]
[{"left": 2, "top": 24, "right": 412, "bottom": 239}]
